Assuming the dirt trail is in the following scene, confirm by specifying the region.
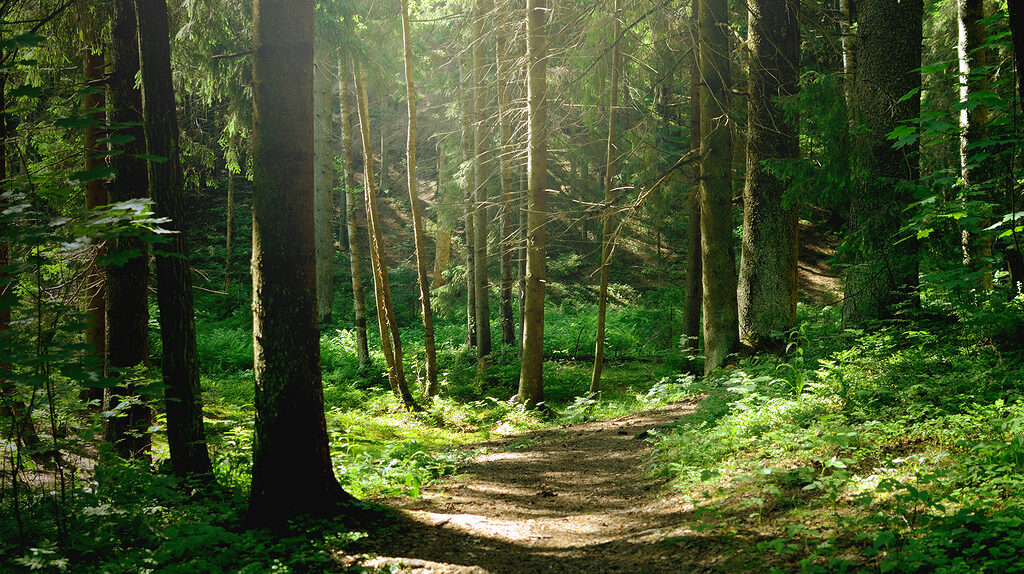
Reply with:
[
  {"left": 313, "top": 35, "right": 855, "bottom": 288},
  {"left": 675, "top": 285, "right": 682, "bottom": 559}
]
[{"left": 357, "top": 401, "right": 739, "bottom": 573}]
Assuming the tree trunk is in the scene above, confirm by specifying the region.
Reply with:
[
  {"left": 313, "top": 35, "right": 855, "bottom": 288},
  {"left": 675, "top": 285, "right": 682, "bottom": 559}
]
[
  {"left": 958, "top": 0, "right": 992, "bottom": 285},
  {"left": 842, "top": 0, "right": 922, "bottom": 326},
  {"left": 517, "top": 0, "right": 548, "bottom": 407},
  {"left": 496, "top": 28, "right": 517, "bottom": 348},
  {"left": 224, "top": 136, "right": 236, "bottom": 291},
  {"left": 134, "top": 0, "right": 212, "bottom": 478},
  {"left": 103, "top": 0, "right": 152, "bottom": 461},
  {"left": 591, "top": 0, "right": 621, "bottom": 394},
  {"left": 839, "top": 0, "right": 854, "bottom": 104},
  {"left": 355, "top": 61, "right": 419, "bottom": 411},
  {"left": 339, "top": 56, "right": 371, "bottom": 368},
  {"left": 737, "top": 0, "right": 800, "bottom": 351},
  {"left": 462, "top": 68, "right": 477, "bottom": 349},
  {"left": 432, "top": 151, "right": 451, "bottom": 290},
  {"left": 248, "top": 0, "right": 356, "bottom": 525},
  {"left": 698, "top": 0, "right": 739, "bottom": 373},
  {"left": 83, "top": 48, "right": 106, "bottom": 406},
  {"left": 682, "top": 17, "right": 702, "bottom": 354},
  {"left": 315, "top": 40, "right": 335, "bottom": 324},
  {"left": 401, "top": 0, "right": 439, "bottom": 397},
  {"left": 472, "top": 0, "right": 493, "bottom": 361}
]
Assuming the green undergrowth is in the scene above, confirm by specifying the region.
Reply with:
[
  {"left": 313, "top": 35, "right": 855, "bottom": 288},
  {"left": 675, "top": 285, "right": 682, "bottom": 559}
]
[{"left": 648, "top": 296, "right": 1024, "bottom": 573}]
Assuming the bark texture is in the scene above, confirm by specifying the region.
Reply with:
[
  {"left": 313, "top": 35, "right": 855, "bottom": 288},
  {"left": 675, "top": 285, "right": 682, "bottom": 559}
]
[
  {"left": 472, "top": 0, "right": 492, "bottom": 360},
  {"left": 737, "top": 0, "right": 800, "bottom": 350},
  {"left": 682, "top": 16, "right": 702, "bottom": 354},
  {"left": 248, "top": 0, "right": 354, "bottom": 524},
  {"left": 517, "top": 0, "right": 548, "bottom": 407},
  {"left": 698, "top": 0, "right": 739, "bottom": 373},
  {"left": 842, "top": 0, "right": 922, "bottom": 326},
  {"left": 135, "top": 0, "right": 212, "bottom": 477}
]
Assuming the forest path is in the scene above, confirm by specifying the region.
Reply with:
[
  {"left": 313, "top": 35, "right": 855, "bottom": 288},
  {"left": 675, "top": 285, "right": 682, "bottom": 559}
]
[{"left": 355, "top": 401, "right": 739, "bottom": 573}]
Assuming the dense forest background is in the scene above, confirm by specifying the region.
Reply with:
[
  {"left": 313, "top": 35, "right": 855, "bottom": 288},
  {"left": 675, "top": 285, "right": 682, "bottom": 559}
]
[{"left": 3, "top": 0, "right": 1024, "bottom": 571}]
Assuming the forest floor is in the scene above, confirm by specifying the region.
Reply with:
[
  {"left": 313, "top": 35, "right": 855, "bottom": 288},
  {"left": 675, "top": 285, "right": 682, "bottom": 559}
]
[{"left": 352, "top": 400, "right": 750, "bottom": 573}]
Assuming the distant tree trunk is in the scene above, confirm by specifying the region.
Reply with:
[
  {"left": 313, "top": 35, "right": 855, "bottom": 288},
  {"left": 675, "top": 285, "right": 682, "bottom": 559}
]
[
  {"left": 135, "top": 0, "right": 212, "bottom": 479},
  {"left": 1007, "top": 2, "right": 1024, "bottom": 292},
  {"left": 104, "top": 0, "right": 151, "bottom": 461},
  {"left": 591, "top": 0, "right": 621, "bottom": 394},
  {"left": 738, "top": 0, "right": 800, "bottom": 351},
  {"left": 839, "top": 0, "right": 854, "bottom": 104},
  {"left": 248, "top": 0, "right": 356, "bottom": 525},
  {"left": 958, "top": 0, "right": 992, "bottom": 284},
  {"left": 401, "top": 0, "right": 439, "bottom": 397},
  {"left": 517, "top": 0, "right": 548, "bottom": 406},
  {"left": 355, "top": 60, "right": 419, "bottom": 411},
  {"left": 472, "top": 0, "right": 492, "bottom": 361},
  {"left": 432, "top": 151, "right": 451, "bottom": 290},
  {"left": 682, "top": 15, "right": 702, "bottom": 353},
  {"left": 496, "top": 28, "right": 516, "bottom": 347},
  {"left": 83, "top": 48, "right": 106, "bottom": 406},
  {"left": 698, "top": 0, "right": 739, "bottom": 373},
  {"left": 842, "top": 0, "right": 922, "bottom": 326},
  {"left": 462, "top": 68, "right": 477, "bottom": 348},
  {"left": 314, "top": 40, "right": 335, "bottom": 324},
  {"left": 339, "top": 56, "right": 370, "bottom": 368},
  {"left": 518, "top": 166, "right": 527, "bottom": 344},
  {"left": 224, "top": 134, "right": 236, "bottom": 291}
]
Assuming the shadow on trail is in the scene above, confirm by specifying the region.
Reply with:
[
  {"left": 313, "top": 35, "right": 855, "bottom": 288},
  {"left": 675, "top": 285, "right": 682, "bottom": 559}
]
[{"left": 356, "top": 402, "right": 764, "bottom": 573}]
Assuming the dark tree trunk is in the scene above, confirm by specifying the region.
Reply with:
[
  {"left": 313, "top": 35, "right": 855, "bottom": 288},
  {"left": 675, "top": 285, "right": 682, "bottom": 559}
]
[
  {"left": 135, "top": 0, "right": 212, "bottom": 478},
  {"left": 83, "top": 49, "right": 107, "bottom": 406},
  {"left": 842, "top": 0, "right": 922, "bottom": 325},
  {"left": 103, "top": 0, "right": 152, "bottom": 461},
  {"left": 248, "top": 0, "right": 356, "bottom": 525}
]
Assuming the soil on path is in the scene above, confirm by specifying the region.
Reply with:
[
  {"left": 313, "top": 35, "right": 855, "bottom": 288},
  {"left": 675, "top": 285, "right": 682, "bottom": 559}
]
[{"left": 355, "top": 401, "right": 744, "bottom": 573}]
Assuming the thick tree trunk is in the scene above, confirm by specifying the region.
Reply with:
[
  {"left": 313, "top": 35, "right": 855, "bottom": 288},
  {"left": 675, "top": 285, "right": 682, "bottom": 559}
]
[
  {"left": 682, "top": 18, "right": 702, "bottom": 354},
  {"left": 842, "top": 0, "right": 922, "bottom": 326},
  {"left": 591, "top": 0, "right": 621, "bottom": 394},
  {"left": 314, "top": 40, "right": 335, "bottom": 324},
  {"left": 104, "top": 0, "right": 152, "bottom": 461},
  {"left": 248, "top": 0, "right": 355, "bottom": 525},
  {"left": 737, "top": 0, "right": 800, "bottom": 351},
  {"left": 355, "top": 61, "right": 419, "bottom": 411},
  {"left": 472, "top": 0, "right": 492, "bottom": 361},
  {"left": 339, "top": 56, "right": 371, "bottom": 368},
  {"left": 135, "top": 0, "right": 212, "bottom": 478},
  {"left": 698, "top": 0, "right": 739, "bottom": 373},
  {"left": 401, "top": 0, "right": 439, "bottom": 396},
  {"left": 83, "top": 49, "right": 106, "bottom": 406},
  {"left": 517, "top": 0, "right": 548, "bottom": 407},
  {"left": 496, "top": 29, "right": 516, "bottom": 348}
]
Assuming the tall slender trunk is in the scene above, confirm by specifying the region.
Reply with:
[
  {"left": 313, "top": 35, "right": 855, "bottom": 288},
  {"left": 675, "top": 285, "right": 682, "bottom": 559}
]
[
  {"left": 698, "top": 0, "right": 739, "bottom": 373},
  {"left": 517, "top": 0, "right": 548, "bottom": 406},
  {"left": 472, "top": 0, "right": 492, "bottom": 361},
  {"left": 839, "top": 0, "right": 854, "bottom": 104},
  {"left": 339, "top": 56, "right": 370, "bottom": 368},
  {"left": 248, "top": 0, "right": 355, "bottom": 524},
  {"left": 134, "top": 0, "right": 212, "bottom": 478},
  {"left": 682, "top": 10, "right": 702, "bottom": 353},
  {"left": 83, "top": 48, "right": 106, "bottom": 405},
  {"left": 737, "top": 0, "right": 800, "bottom": 351},
  {"left": 958, "top": 0, "right": 992, "bottom": 285},
  {"left": 432, "top": 151, "right": 452, "bottom": 290},
  {"left": 590, "top": 0, "right": 621, "bottom": 393},
  {"left": 401, "top": 0, "right": 439, "bottom": 396},
  {"left": 355, "top": 61, "right": 419, "bottom": 411},
  {"left": 462, "top": 68, "right": 477, "bottom": 348},
  {"left": 314, "top": 40, "right": 335, "bottom": 323},
  {"left": 496, "top": 28, "right": 516, "bottom": 347},
  {"left": 224, "top": 135, "right": 236, "bottom": 291},
  {"left": 104, "top": 0, "right": 151, "bottom": 460}
]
